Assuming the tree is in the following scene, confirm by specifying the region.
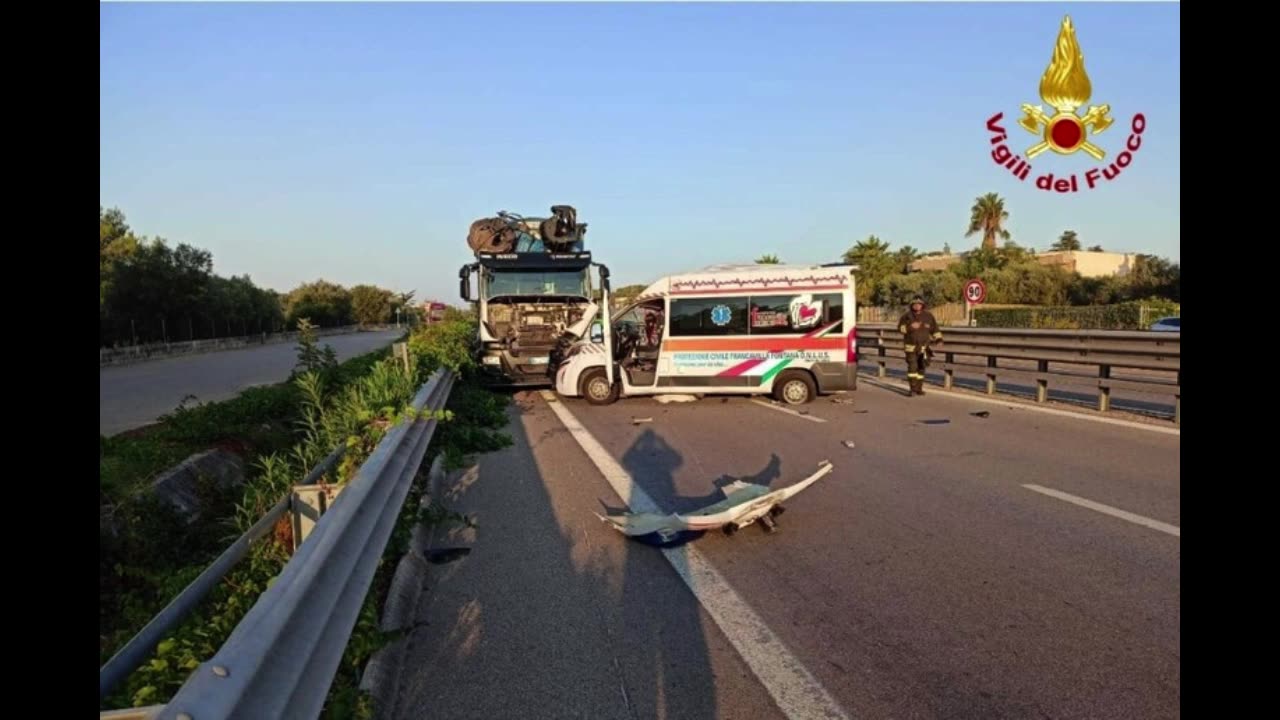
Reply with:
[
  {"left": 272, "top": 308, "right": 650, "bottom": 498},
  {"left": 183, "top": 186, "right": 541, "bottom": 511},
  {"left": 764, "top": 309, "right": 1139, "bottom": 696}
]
[
  {"left": 842, "top": 236, "right": 897, "bottom": 304},
  {"left": 1052, "top": 230, "right": 1082, "bottom": 252},
  {"left": 894, "top": 246, "right": 921, "bottom": 273},
  {"left": 284, "top": 280, "right": 354, "bottom": 328},
  {"left": 351, "top": 285, "right": 394, "bottom": 326},
  {"left": 1087, "top": 245, "right": 1104, "bottom": 252},
  {"left": 965, "top": 193, "right": 1011, "bottom": 250},
  {"left": 943, "top": 242, "right": 952, "bottom": 255},
  {"left": 755, "top": 254, "right": 781, "bottom": 264}
]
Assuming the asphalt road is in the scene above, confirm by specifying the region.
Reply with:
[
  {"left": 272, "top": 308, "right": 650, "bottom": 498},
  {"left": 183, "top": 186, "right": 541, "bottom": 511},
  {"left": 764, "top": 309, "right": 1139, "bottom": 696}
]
[
  {"left": 98, "top": 330, "right": 402, "bottom": 437},
  {"left": 393, "top": 382, "right": 1179, "bottom": 719}
]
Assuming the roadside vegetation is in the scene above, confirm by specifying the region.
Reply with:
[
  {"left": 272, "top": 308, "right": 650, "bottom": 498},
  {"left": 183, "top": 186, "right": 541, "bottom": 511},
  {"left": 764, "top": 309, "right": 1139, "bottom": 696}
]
[
  {"left": 101, "top": 206, "right": 418, "bottom": 348},
  {"left": 100, "top": 314, "right": 511, "bottom": 718},
  {"left": 752, "top": 193, "right": 1180, "bottom": 328}
]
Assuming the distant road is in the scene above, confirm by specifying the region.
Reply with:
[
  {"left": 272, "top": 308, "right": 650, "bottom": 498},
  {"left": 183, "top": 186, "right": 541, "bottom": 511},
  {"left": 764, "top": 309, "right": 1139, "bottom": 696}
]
[{"left": 99, "top": 330, "right": 402, "bottom": 437}]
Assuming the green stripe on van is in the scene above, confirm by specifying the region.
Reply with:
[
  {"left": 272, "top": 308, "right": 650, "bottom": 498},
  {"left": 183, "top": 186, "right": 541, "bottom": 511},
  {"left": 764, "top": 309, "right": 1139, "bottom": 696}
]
[{"left": 760, "top": 358, "right": 793, "bottom": 385}]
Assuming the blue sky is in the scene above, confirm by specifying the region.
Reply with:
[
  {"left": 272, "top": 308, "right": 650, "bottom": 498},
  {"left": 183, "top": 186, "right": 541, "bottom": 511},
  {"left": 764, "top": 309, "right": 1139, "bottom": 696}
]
[{"left": 100, "top": 1, "right": 1180, "bottom": 299}]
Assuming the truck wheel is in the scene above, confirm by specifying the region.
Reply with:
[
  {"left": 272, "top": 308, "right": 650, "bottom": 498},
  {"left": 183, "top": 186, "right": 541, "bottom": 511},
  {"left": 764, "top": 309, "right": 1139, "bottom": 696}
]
[
  {"left": 773, "top": 370, "right": 816, "bottom": 405},
  {"left": 581, "top": 368, "right": 619, "bottom": 406}
]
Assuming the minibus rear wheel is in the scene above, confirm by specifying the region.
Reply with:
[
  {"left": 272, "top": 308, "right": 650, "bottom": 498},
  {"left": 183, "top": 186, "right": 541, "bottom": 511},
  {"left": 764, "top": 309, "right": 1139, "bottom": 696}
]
[
  {"left": 581, "top": 368, "right": 620, "bottom": 406},
  {"left": 773, "top": 371, "right": 816, "bottom": 405}
]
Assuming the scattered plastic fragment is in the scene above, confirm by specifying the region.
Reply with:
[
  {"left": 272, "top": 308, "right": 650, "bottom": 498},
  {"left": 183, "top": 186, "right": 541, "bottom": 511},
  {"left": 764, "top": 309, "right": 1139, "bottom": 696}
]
[{"left": 425, "top": 547, "right": 471, "bottom": 565}]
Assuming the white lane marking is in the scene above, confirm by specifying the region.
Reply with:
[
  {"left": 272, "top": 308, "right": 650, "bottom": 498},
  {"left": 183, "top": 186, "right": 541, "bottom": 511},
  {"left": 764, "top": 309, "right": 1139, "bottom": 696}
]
[
  {"left": 1022, "top": 484, "right": 1180, "bottom": 537},
  {"left": 540, "top": 391, "right": 850, "bottom": 720},
  {"left": 856, "top": 373, "right": 1180, "bottom": 437},
  {"left": 750, "top": 399, "right": 827, "bottom": 424}
]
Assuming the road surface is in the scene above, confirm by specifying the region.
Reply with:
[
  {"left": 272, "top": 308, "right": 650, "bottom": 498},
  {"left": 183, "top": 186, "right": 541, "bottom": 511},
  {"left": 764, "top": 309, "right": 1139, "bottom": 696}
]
[
  {"left": 99, "top": 330, "right": 402, "bottom": 437},
  {"left": 391, "top": 381, "right": 1179, "bottom": 719}
]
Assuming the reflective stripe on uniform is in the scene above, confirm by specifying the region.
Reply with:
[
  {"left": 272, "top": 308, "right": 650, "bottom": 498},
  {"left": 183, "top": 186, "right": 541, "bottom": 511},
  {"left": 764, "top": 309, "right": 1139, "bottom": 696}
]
[{"left": 904, "top": 344, "right": 917, "bottom": 352}]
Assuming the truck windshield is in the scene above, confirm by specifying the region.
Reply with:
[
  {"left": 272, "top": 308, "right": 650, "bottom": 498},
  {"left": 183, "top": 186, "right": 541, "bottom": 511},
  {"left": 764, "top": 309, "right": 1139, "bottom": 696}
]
[{"left": 484, "top": 269, "right": 588, "bottom": 299}]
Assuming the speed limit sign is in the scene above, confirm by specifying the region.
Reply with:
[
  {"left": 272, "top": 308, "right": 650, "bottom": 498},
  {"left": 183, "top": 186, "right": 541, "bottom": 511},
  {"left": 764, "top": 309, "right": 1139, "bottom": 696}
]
[{"left": 964, "top": 278, "right": 987, "bottom": 305}]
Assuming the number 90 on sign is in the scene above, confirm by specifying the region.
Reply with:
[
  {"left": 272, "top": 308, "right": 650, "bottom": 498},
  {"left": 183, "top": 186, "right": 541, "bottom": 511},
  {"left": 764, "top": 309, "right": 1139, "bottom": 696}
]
[{"left": 964, "top": 279, "right": 987, "bottom": 305}]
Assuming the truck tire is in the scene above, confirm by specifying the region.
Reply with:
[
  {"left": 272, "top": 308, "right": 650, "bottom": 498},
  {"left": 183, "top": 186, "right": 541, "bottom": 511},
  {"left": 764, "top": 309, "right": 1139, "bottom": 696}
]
[{"left": 580, "top": 368, "right": 620, "bottom": 406}]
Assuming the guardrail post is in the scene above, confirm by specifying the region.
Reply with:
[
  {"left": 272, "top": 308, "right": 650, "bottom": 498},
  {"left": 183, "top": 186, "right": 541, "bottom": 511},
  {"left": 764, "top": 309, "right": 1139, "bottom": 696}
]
[
  {"left": 1174, "top": 370, "right": 1180, "bottom": 426},
  {"left": 291, "top": 484, "right": 346, "bottom": 551},
  {"left": 1098, "top": 365, "right": 1112, "bottom": 412},
  {"left": 986, "top": 357, "right": 998, "bottom": 395},
  {"left": 943, "top": 352, "right": 954, "bottom": 389},
  {"left": 877, "top": 344, "right": 887, "bottom": 378},
  {"left": 1036, "top": 360, "right": 1049, "bottom": 403}
]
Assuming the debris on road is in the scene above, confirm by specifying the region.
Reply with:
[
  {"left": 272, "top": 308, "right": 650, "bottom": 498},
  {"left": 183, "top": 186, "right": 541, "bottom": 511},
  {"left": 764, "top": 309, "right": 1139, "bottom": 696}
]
[
  {"left": 970, "top": 411, "right": 991, "bottom": 418},
  {"left": 831, "top": 396, "right": 856, "bottom": 405},
  {"left": 918, "top": 418, "right": 951, "bottom": 426},
  {"left": 424, "top": 547, "right": 471, "bottom": 565},
  {"left": 842, "top": 440, "right": 857, "bottom": 449},
  {"left": 595, "top": 460, "right": 835, "bottom": 544},
  {"left": 632, "top": 417, "right": 654, "bottom": 425},
  {"left": 655, "top": 394, "right": 698, "bottom": 404}
]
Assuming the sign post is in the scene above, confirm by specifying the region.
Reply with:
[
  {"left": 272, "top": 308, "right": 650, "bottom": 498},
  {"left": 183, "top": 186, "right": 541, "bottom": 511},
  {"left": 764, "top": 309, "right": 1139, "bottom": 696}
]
[{"left": 964, "top": 278, "right": 987, "bottom": 327}]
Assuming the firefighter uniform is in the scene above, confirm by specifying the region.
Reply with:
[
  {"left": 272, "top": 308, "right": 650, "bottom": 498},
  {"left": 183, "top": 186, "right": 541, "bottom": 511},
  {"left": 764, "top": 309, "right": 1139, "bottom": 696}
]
[{"left": 898, "top": 297, "right": 942, "bottom": 396}]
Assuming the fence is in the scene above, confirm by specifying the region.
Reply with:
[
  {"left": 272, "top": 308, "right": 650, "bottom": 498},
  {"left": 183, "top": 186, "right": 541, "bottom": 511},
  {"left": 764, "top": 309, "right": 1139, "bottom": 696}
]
[
  {"left": 858, "top": 303, "right": 968, "bottom": 326},
  {"left": 99, "top": 368, "right": 456, "bottom": 718},
  {"left": 856, "top": 323, "right": 1180, "bottom": 425},
  {"left": 99, "top": 325, "right": 398, "bottom": 368}
]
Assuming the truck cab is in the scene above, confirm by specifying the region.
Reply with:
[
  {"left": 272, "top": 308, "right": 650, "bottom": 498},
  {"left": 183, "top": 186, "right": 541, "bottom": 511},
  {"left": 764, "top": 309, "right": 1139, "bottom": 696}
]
[{"left": 460, "top": 251, "right": 611, "bottom": 388}]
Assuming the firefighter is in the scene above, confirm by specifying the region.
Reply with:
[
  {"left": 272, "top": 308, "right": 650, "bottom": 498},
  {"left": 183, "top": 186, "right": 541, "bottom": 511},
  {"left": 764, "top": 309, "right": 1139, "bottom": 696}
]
[{"left": 898, "top": 295, "right": 942, "bottom": 396}]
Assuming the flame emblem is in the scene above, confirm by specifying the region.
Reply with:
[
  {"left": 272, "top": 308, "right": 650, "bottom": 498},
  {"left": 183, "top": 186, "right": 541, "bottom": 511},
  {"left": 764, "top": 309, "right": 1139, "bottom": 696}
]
[{"left": 1018, "top": 16, "right": 1114, "bottom": 160}]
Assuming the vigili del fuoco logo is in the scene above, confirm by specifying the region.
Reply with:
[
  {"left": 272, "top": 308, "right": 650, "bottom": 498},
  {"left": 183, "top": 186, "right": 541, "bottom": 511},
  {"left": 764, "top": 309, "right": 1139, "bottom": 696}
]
[{"left": 985, "top": 15, "right": 1146, "bottom": 193}]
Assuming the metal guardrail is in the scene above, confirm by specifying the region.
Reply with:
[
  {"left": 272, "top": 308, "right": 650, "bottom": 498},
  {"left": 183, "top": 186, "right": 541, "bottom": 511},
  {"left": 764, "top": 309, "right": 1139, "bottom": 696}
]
[
  {"left": 857, "top": 323, "right": 1180, "bottom": 424},
  {"left": 99, "top": 446, "right": 349, "bottom": 701},
  {"left": 100, "top": 368, "right": 455, "bottom": 719}
]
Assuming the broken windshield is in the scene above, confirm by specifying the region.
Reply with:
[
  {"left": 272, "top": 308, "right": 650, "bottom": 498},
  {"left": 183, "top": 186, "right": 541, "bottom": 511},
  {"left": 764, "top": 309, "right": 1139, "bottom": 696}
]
[{"left": 484, "top": 269, "right": 589, "bottom": 299}]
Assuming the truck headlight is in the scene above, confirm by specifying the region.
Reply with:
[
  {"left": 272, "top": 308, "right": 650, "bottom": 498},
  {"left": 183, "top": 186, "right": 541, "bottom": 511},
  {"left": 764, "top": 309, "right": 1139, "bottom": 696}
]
[{"left": 482, "top": 356, "right": 501, "bottom": 366}]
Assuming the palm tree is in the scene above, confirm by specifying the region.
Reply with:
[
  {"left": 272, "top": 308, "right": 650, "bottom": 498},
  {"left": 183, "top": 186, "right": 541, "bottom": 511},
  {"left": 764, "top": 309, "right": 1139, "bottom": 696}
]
[
  {"left": 965, "top": 193, "right": 1011, "bottom": 250},
  {"left": 842, "top": 236, "right": 895, "bottom": 304},
  {"left": 1052, "top": 230, "right": 1082, "bottom": 252},
  {"left": 755, "top": 254, "right": 781, "bottom": 264},
  {"left": 894, "top": 245, "right": 922, "bottom": 273}
]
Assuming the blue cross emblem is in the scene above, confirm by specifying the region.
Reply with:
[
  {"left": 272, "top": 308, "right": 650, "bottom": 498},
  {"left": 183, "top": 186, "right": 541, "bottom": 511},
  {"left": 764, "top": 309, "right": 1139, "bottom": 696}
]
[{"left": 711, "top": 304, "right": 732, "bottom": 326}]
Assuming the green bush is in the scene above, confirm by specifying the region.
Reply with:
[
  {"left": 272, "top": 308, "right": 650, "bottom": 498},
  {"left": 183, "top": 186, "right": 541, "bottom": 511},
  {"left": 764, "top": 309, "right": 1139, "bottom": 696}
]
[{"left": 974, "top": 301, "right": 1181, "bottom": 330}]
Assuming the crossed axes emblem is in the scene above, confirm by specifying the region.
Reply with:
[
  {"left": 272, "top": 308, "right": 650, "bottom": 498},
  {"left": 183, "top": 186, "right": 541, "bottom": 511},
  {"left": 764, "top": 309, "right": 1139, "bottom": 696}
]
[{"left": 1017, "top": 103, "right": 1114, "bottom": 161}]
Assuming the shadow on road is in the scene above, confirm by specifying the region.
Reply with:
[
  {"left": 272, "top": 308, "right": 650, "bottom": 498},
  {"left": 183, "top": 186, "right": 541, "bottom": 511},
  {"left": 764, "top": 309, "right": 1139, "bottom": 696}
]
[{"left": 393, "top": 394, "right": 722, "bottom": 719}]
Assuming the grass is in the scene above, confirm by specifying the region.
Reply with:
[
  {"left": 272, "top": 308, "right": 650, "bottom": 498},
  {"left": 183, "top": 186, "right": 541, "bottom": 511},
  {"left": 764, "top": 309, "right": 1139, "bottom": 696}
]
[
  {"left": 100, "top": 319, "right": 514, "bottom": 716},
  {"left": 99, "top": 342, "right": 396, "bottom": 685}
]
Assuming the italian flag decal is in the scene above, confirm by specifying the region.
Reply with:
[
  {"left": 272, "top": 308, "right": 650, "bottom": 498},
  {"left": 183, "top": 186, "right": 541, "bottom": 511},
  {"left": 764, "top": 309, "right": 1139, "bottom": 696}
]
[{"left": 715, "top": 320, "right": 842, "bottom": 380}]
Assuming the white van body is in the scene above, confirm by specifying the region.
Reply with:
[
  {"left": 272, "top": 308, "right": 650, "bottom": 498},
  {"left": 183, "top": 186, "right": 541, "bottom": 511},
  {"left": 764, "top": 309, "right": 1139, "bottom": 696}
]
[{"left": 554, "top": 263, "right": 858, "bottom": 405}]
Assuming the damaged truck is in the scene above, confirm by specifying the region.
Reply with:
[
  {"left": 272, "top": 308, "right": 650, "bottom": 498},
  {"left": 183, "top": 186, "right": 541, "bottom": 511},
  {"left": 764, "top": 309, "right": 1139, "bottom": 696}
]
[{"left": 458, "top": 205, "right": 612, "bottom": 388}]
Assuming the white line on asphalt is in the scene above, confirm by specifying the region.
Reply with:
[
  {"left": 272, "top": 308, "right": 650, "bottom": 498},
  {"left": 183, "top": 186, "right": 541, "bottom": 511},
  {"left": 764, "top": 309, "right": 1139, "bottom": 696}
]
[
  {"left": 750, "top": 399, "right": 828, "bottom": 423},
  {"left": 856, "top": 373, "right": 1180, "bottom": 437},
  {"left": 1022, "top": 484, "right": 1180, "bottom": 537},
  {"left": 540, "top": 391, "right": 850, "bottom": 720}
]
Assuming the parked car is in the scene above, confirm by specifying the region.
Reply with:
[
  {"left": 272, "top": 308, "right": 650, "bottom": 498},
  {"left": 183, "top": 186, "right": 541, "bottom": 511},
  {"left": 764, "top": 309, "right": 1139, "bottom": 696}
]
[{"left": 1149, "top": 316, "right": 1180, "bottom": 332}]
